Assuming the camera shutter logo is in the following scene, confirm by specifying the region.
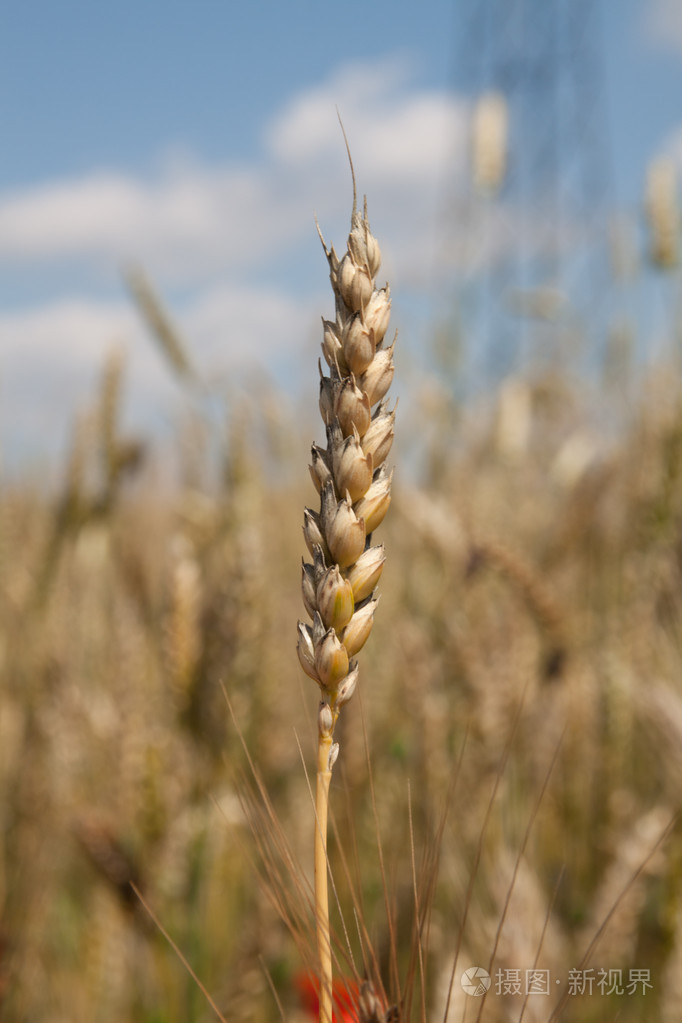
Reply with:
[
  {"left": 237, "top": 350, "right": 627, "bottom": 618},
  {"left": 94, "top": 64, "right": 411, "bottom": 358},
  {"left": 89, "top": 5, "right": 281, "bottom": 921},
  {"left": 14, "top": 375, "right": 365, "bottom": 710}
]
[{"left": 461, "top": 967, "right": 491, "bottom": 997}]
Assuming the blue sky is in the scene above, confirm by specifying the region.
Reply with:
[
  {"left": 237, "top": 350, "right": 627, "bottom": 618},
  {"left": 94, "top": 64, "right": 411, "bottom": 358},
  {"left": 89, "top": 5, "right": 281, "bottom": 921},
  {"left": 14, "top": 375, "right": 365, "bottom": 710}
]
[{"left": 1, "top": 0, "right": 682, "bottom": 470}]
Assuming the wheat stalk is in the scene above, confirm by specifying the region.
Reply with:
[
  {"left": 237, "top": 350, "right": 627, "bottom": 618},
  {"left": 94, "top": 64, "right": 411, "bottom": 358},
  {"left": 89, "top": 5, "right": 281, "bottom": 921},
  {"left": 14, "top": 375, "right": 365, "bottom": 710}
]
[{"left": 296, "top": 170, "right": 396, "bottom": 1023}]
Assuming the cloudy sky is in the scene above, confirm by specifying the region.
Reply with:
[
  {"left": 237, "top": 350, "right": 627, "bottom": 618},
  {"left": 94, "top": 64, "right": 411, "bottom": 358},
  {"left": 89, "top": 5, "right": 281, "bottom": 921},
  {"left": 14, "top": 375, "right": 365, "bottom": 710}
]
[{"left": 1, "top": 0, "right": 681, "bottom": 471}]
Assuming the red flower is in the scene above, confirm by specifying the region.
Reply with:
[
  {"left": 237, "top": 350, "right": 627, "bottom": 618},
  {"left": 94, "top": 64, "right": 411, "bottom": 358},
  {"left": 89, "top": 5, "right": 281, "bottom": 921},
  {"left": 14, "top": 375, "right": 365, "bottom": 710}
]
[{"left": 294, "top": 971, "right": 359, "bottom": 1023}]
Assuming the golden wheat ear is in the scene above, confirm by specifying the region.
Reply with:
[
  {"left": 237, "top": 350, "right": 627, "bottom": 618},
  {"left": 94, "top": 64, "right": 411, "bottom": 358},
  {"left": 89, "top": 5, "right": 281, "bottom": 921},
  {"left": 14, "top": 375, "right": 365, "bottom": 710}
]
[{"left": 297, "top": 177, "right": 397, "bottom": 1023}]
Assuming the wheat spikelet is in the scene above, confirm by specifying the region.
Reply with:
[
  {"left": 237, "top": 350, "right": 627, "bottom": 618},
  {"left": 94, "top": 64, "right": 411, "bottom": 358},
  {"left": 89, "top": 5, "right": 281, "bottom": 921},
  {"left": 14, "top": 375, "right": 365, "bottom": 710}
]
[
  {"left": 550, "top": 428, "right": 599, "bottom": 489},
  {"left": 485, "top": 850, "right": 565, "bottom": 1023},
  {"left": 74, "top": 815, "right": 144, "bottom": 911},
  {"left": 469, "top": 535, "right": 567, "bottom": 681},
  {"left": 635, "top": 681, "right": 682, "bottom": 796},
  {"left": 472, "top": 91, "right": 508, "bottom": 197},
  {"left": 296, "top": 177, "right": 396, "bottom": 1023},
  {"left": 297, "top": 192, "right": 396, "bottom": 738},
  {"left": 165, "top": 536, "right": 202, "bottom": 711},
  {"left": 98, "top": 346, "right": 124, "bottom": 486},
  {"left": 125, "top": 265, "right": 196, "bottom": 381},
  {"left": 82, "top": 886, "right": 130, "bottom": 1023},
  {"left": 580, "top": 806, "right": 671, "bottom": 967},
  {"left": 609, "top": 211, "right": 639, "bottom": 283},
  {"left": 96, "top": 349, "right": 145, "bottom": 500},
  {"left": 496, "top": 376, "right": 532, "bottom": 460},
  {"left": 645, "top": 157, "right": 679, "bottom": 270}
]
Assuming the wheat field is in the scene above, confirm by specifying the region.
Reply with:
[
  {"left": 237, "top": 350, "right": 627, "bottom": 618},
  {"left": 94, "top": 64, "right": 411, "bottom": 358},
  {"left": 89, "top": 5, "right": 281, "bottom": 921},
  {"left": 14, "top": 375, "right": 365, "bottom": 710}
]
[{"left": 2, "top": 210, "right": 682, "bottom": 1023}]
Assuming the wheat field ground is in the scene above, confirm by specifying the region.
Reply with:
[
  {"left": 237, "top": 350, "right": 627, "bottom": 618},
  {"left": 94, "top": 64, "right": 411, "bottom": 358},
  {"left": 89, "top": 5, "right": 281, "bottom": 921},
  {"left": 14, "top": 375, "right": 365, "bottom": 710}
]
[{"left": 2, "top": 297, "right": 682, "bottom": 1023}]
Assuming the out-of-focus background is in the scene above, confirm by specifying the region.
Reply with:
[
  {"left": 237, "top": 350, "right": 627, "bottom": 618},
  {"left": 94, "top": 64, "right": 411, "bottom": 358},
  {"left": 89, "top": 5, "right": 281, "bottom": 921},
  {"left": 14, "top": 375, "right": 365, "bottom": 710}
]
[{"left": 3, "top": 2, "right": 682, "bottom": 1021}]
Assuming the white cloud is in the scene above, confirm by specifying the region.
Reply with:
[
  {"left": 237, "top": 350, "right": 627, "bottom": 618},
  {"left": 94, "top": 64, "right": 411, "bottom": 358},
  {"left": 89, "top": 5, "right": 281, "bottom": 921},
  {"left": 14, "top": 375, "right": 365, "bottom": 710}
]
[
  {"left": 0, "top": 55, "right": 470, "bottom": 466},
  {"left": 268, "top": 56, "right": 467, "bottom": 187},
  {"left": 0, "top": 283, "right": 318, "bottom": 470},
  {"left": 0, "top": 300, "right": 143, "bottom": 471},
  {"left": 0, "top": 285, "right": 315, "bottom": 387},
  {"left": 0, "top": 299, "right": 137, "bottom": 362},
  {"left": 0, "top": 55, "right": 468, "bottom": 284},
  {"left": 0, "top": 164, "right": 304, "bottom": 283},
  {"left": 185, "top": 284, "right": 315, "bottom": 370}
]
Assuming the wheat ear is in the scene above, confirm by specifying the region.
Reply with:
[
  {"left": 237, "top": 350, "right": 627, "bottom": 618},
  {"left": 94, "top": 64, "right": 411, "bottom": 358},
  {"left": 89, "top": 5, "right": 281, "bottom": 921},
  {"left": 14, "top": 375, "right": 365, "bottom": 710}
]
[{"left": 296, "top": 185, "right": 396, "bottom": 1023}]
